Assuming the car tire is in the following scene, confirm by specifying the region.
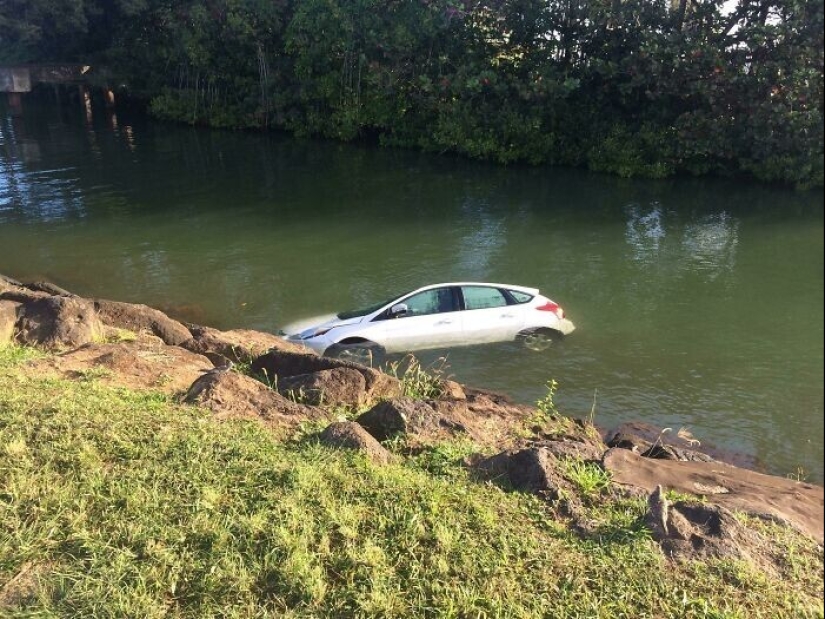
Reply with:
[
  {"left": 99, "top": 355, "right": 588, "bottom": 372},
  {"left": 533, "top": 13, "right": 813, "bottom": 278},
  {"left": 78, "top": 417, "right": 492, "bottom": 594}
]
[
  {"left": 517, "top": 329, "right": 562, "bottom": 352},
  {"left": 325, "top": 341, "right": 385, "bottom": 367}
]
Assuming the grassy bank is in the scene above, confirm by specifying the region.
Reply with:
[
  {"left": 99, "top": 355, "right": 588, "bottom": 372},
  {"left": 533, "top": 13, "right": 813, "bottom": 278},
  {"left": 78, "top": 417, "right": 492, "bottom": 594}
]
[{"left": 0, "top": 345, "right": 822, "bottom": 618}]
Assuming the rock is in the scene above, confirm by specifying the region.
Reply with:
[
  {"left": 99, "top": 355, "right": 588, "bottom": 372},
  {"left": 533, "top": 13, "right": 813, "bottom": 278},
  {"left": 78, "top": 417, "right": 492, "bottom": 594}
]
[
  {"left": 439, "top": 379, "right": 466, "bottom": 400},
  {"left": 356, "top": 398, "right": 441, "bottom": 441},
  {"left": 14, "top": 296, "right": 103, "bottom": 350},
  {"left": 605, "top": 421, "right": 756, "bottom": 469},
  {"left": 0, "top": 300, "right": 19, "bottom": 345},
  {"left": 0, "top": 289, "right": 53, "bottom": 304},
  {"left": 25, "top": 281, "right": 74, "bottom": 296},
  {"left": 606, "top": 431, "right": 653, "bottom": 454},
  {"left": 476, "top": 447, "right": 568, "bottom": 499},
  {"left": 532, "top": 437, "right": 606, "bottom": 463},
  {"left": 94, "top": 299, "right": 192, "bottom": 346},
  {"left": 642, "top": 443, "right": 715, "bottom": 463},
  {"left": 319, "top": 421, "right": 393, "bottom": 465},
  {"left": 23, "top": 338, "right": 212, "bottom": 395},
  {"left": 643, "top": 488, "right": 763, "bottom": 561},
  {"left": 645, "top": 484, "right": 670, "bottom": 539},
  {"left": 604, "top": 447, "right": 825, "bottom": 543},
  {"left": 0, "top": 273, "right": 23, "bottom": 290},
  {"left": 251, "top": 350, "right": 401, "bottom": 404},
  {"left": 278, "top": 367, "right": 368, "bottom": 407},
  {"left": 181, "top": 325, "right": 308, "bottom": 366},
  {"left": 184, "top": 370, "right": 329, "bottom": 432}
]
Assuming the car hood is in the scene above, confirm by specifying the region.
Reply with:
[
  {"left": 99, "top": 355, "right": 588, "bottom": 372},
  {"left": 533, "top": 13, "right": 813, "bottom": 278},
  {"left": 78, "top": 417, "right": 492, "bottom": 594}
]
[{"left": 281, "top": 313, "right": 364, "bottom": 339}]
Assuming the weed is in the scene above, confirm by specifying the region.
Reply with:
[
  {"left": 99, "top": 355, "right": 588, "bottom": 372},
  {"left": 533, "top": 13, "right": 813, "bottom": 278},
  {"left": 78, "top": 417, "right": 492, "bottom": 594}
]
[
  {"left": 788, "top": 466, "right": 809, "bottom": 482},
  {"left": 386, "top": 355, "right": 447, "bottom": 400},
  {"left": 76, "top": 366, "right": 113, "bottom": 382},
  {"left": 284, "top": 385, "right": 322, "bottom": 406},
  {"left": 105, "top": 328, "right": 137, "bottom": 343},
  {"left": 562, "top": 459, "right": 611, "bottom": 496},
  {"left": 406, "top": 439, "right": 481, "bottom": 477}
]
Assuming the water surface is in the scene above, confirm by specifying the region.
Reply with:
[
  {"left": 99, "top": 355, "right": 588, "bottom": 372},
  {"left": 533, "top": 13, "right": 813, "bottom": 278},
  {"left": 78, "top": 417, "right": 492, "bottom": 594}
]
[{"left": 1, "top": 100, "right": 822, "bottom": 482}]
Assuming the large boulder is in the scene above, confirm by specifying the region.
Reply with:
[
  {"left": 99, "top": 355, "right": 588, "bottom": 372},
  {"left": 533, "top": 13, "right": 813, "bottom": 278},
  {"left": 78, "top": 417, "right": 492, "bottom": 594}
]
[
  {"left": 181, "top": 325, "right": 308, "bottom": 366},
  {"left": 251, "top": 350, "right": 401, "bottom": 404},
  {"left": 356, "top": 398, "right": 441, "bottom": 441},
  {"left": 94, "top": 299, "right": 192, "bottom": 346},
  {"left": 604, "top": 447, "right": 825, "bottom": 543},
  {"left": 184, "top": 369, "right": 329, "bottom": 432},
  {"left": 319, "top": 421, "right": 393, "bottom": 465},
  {"left": 278, "top": 367, "right": 368, "bottom": 407},
  {"left": 0, "top": 300, "right": 18, "bottom": 345},
  {"left": 14, "top": 296, "right": 103, "bottom": 350},
  {"left": 23, "top": 336, "right": 212, "bottom": 395}
]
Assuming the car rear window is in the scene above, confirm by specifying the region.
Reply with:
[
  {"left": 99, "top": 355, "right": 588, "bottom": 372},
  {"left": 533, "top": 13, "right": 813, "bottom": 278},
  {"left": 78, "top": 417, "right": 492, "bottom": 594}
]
[{"left": 507, "top": 290, "right": 534, "bottom": 303}]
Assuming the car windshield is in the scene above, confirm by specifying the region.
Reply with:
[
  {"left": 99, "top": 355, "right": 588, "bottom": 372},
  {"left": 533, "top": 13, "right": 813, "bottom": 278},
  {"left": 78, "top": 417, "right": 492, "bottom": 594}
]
[{"left": 336, "top": 292, "right": 407, "bottom": 320}]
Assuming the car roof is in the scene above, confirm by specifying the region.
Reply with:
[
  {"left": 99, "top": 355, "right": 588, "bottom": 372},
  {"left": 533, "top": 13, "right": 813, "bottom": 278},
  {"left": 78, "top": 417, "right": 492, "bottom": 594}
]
[{"left": 406, "top": 282, "right": 540, "bottom": 295}]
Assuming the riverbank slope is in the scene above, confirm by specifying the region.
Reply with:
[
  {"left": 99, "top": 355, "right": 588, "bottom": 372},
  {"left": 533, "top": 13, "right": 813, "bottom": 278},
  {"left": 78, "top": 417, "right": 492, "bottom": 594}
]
[{"left": 1, "top": 274, "right": 823, "bottom": 616}]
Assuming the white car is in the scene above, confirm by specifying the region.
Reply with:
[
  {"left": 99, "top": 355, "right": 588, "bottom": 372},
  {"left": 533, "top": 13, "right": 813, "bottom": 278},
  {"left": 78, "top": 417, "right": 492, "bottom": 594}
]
[{"left": 283, "top": 282, "right": 575, "bottom": 365}]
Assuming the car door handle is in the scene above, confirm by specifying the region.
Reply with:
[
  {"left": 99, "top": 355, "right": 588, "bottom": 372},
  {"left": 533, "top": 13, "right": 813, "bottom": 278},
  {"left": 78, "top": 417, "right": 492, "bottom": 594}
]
[
  {"left": 500, "top": 313, "right": 515, "bottom": 318},
  {"left": 435, "top": 319, "right": 454, "bottom": 325}
]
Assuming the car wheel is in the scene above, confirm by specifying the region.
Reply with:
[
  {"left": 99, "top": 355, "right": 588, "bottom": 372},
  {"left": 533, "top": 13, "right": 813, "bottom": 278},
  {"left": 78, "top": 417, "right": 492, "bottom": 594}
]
[
  {"left": 326, "top": 342, "right": 384, "bottom": 367},
  {"left": 518, "top": 329, "right": 562, "bottom": 352}
]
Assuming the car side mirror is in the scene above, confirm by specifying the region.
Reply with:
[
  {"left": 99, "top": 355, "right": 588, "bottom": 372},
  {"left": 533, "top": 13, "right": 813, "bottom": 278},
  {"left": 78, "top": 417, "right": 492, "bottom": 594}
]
[{"left": 389, "top": 303, "right": 409, "bottom": 318}]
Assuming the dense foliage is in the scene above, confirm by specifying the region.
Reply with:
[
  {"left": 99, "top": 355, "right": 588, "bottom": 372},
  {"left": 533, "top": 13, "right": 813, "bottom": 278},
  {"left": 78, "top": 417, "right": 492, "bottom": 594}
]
[{"left": 1, "top": 0, "right": 822, "bottom": 186}]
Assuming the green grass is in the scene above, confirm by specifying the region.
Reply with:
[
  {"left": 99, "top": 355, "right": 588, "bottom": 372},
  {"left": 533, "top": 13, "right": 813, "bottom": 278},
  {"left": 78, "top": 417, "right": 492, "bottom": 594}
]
[{"left": 0, "top": 345, "right": 822, "bottom": 618}]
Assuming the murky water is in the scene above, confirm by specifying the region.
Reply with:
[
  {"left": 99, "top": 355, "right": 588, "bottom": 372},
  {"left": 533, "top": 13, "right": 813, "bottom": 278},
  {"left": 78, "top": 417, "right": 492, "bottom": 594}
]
[{"left": 1, "top": 99, "right": 822, "bottom": 482}]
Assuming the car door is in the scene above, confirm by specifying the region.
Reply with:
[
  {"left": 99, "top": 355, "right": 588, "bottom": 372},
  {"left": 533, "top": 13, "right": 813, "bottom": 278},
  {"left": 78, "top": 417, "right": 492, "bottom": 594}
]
[
  {"left": 380, "top": 287, "right": 462, "bottom": 352},
  {"left": 459, "top": 285, "right": 525, "bottom": 344}
]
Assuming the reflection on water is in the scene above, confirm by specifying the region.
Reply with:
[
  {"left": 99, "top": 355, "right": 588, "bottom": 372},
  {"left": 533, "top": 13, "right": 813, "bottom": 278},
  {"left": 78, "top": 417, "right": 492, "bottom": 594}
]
[
  {"left": 626, "top": 203, "right": 666, "bottom": 263},
  {"left": 0, "top": 98, "right": 823, "bottom": 483},
  {"left": 682, "top": 212, "right": 739, "bottom": 280}
]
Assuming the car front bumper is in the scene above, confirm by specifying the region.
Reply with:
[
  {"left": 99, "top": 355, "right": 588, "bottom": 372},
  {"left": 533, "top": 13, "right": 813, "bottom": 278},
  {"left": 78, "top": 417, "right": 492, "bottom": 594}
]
[{"left": 285, "top": 334, "right": 330, "bottom": 355}]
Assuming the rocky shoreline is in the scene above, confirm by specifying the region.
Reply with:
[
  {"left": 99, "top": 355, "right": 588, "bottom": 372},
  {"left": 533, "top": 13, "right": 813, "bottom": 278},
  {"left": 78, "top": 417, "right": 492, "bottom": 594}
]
[{"left": 1, "top": 273, "right": 822, "bottom": 560}]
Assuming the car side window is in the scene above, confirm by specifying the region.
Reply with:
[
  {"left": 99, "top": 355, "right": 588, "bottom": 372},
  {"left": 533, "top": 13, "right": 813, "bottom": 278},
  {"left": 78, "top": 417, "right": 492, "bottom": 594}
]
[
  {"left": 462, "top": 286, "right": 509, "bottom": 310},
  {"left": 400, "top": 288, "right": 456, "bottom": 317}
]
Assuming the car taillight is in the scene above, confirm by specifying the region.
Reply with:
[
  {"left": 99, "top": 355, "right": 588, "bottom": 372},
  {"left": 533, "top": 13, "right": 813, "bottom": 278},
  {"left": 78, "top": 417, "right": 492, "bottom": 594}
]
[{"left": 536, "top": 302, "right": 564, "bottom": 319}]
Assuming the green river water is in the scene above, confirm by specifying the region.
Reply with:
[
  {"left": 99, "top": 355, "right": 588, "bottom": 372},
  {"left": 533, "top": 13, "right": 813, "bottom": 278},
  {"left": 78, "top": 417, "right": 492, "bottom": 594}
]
[{"left": 1, "top": 100, "right": 822, "bottom": 482}]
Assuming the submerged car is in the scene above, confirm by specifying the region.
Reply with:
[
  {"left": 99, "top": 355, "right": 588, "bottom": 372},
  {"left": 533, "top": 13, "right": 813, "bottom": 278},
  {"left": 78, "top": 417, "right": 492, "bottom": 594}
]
[{"left": 283, "top": 282, "right": 575, "bottom": 365}]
